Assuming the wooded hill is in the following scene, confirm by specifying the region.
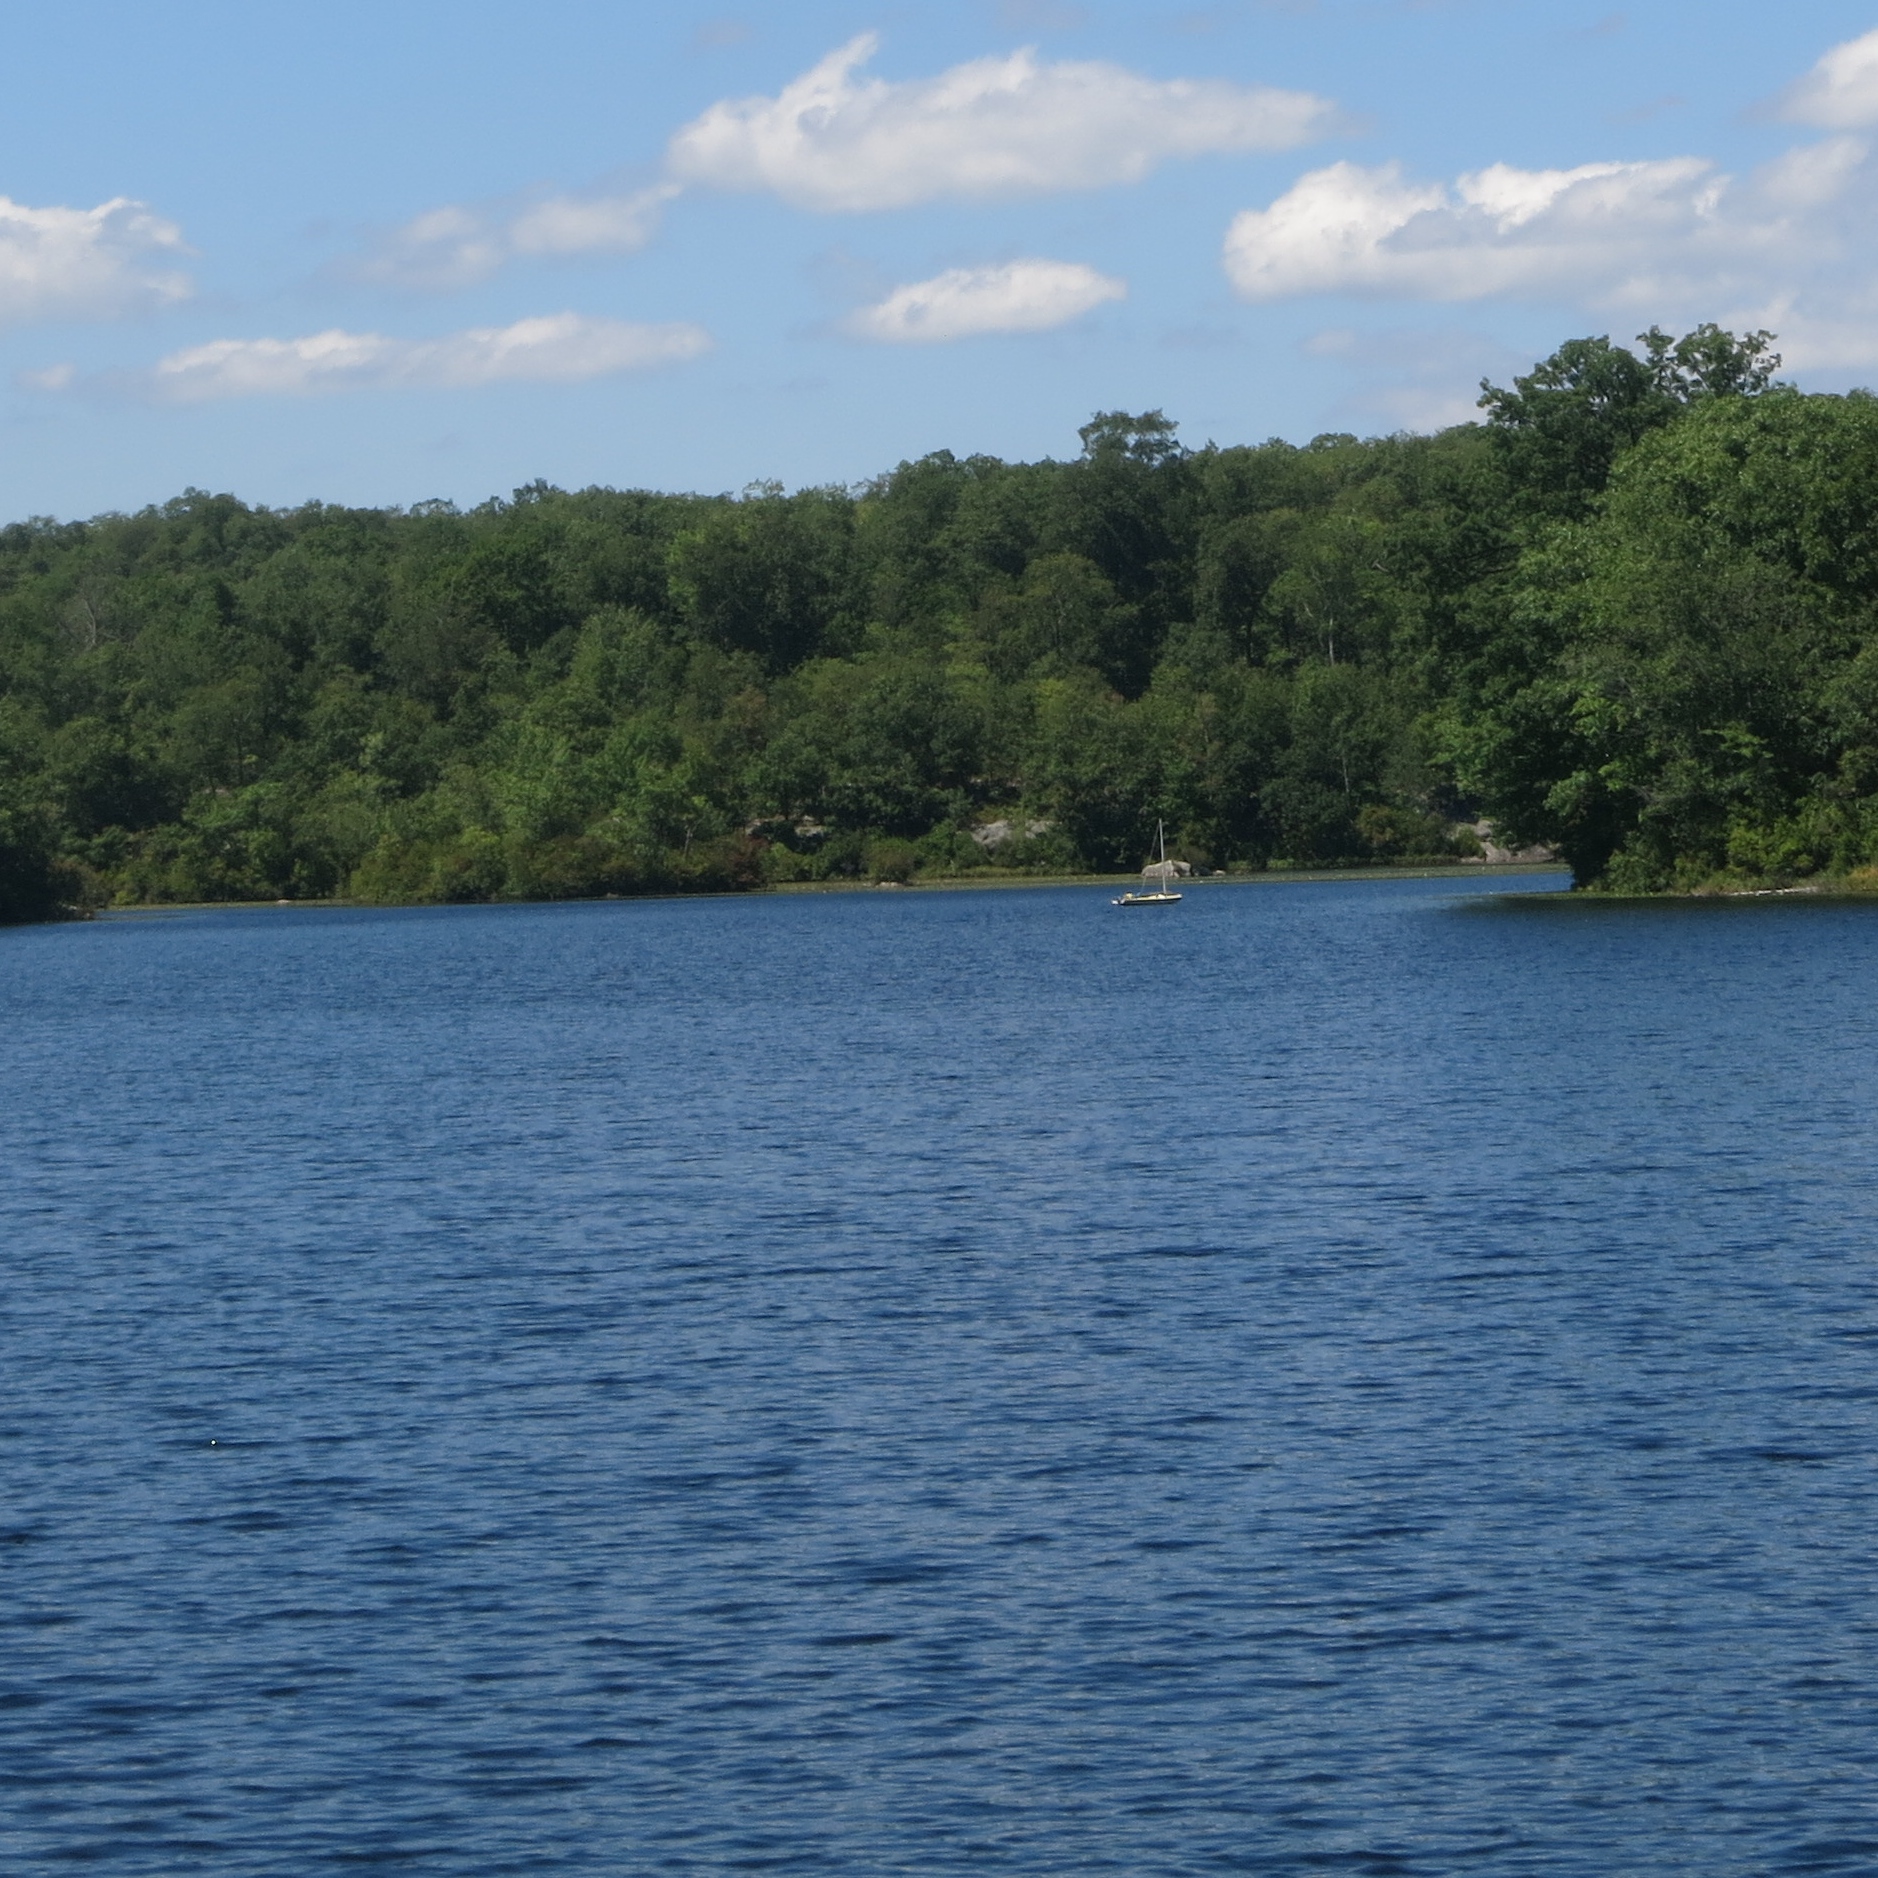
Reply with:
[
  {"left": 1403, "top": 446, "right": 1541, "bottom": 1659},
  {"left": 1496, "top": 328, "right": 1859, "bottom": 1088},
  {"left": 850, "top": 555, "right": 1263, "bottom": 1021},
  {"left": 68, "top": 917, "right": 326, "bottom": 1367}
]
[{"left": 9, "top": 322, "right": 1878, "bottom": 920}]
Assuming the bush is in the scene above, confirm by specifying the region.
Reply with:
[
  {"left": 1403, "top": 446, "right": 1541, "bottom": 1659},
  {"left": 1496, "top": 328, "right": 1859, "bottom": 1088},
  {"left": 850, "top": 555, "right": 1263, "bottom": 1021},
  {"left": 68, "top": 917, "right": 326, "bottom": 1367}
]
[
  {"left": 759, "top": 841, "right": 819, "bottom": 883},
  {"left": 347, "top": 830, "right": 506, "bottom": 903},
  {"left": 671, "top": 834, "right": 767, "bottom": 893},
  {"left": 0, "top": 797, "right": 70, "bottom": 923},
  {"left": 863, "top": 836, "right": 919, "bottom": 882},
  {"left": 914, "top": 823, "right": 984, "bottom": 875},
  {"left": 1356, "top": 802, "right": 1472, "bottom": 861}
]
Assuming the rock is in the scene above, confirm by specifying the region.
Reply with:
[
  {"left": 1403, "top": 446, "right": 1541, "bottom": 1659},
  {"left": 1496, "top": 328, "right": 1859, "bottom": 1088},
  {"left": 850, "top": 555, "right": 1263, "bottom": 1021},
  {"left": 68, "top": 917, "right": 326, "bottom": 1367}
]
[{"left": 1470, "top": 819, "right": 1554, "bottom": 864}]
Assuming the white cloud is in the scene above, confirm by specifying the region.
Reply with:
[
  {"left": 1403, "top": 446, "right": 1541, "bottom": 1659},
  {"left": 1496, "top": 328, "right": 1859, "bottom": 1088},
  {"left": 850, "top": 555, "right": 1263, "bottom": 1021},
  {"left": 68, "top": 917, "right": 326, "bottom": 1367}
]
[
  {"left": 355, "top": 185, "right": 678, "bottom": 291},
  {"left": 508, "top": 190, "right": 676, "bottom": 256},
  {"left": 1780, "top": 27, "right": 1878, "bottom": 129},
  {"left": 1224, "top": 156, "right": 1731, "bottom": 305},
  {"left": 666, "top": 32, "right": 1335, "bottom": 211},
  {"left": 1754, "top": 134, "right": 1870, "bottom": 209},
  {"left": 847, "top": 259, "right": 1125, "bottom": 341},
  {"left": 124, "top": 313, "right": 710, "bottom": 402},
  {"left": 1219, "top": 98, "right": 1878, "bottom": 376},
  {"left": 0, "top": 195, "right": 190, "bottom": 328},
  {"left": 1741, "top": 291, "right": 1878, "bottom": 373}
]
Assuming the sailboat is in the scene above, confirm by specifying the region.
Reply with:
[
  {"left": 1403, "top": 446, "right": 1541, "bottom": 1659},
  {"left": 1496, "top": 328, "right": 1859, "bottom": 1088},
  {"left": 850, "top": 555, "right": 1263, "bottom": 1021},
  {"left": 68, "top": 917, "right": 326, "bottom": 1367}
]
[{"left": 1113, "top": 821, "right": 1184, "bottom": 906}]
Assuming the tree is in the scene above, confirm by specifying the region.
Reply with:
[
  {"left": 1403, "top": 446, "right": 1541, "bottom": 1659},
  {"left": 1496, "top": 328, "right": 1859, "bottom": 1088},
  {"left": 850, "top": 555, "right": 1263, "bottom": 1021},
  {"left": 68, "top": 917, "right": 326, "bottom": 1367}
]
[
  {"left": 0, "top": 786, "right": 66, "bottom": 922},
  {"left": 1478, "top": 324, "right": 1781, "bottom": 522},
  {"left": 667, "top": 487, "right": 858, "bottom": 672},
  {"left": 1478, "top": 336, "right": 1674, "bottom": 520},
  {"left": 1638, "top": 322, "right": 1780, "bottom": 402},
  {"left": 1450, "top": 387, "right": 1871, "bottom": 887},
  {"left": 1077, "top": 410, "right": 1184, "bottom": 467}
]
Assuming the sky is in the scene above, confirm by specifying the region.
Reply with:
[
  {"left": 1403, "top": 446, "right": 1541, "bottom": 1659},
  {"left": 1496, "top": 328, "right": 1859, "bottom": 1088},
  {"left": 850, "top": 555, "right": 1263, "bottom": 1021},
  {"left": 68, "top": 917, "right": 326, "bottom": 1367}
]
[{"left": 8, "top": 0, "right": 1878, "bottom": 518}]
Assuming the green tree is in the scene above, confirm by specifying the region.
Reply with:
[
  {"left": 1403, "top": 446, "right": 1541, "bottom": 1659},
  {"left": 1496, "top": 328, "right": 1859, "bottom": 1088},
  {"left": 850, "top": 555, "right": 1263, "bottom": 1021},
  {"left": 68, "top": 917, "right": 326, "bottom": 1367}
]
[
  {"left": 1451, "top": 387, "right": 1869, "bottom": 885},
  {"left": 668, "top": 486, "right": 857, "bottom": 672},
  {"left": 1478, "top": 324, "right": 1780, "bottom": 523},
  {"left": 0, "top": 786, "right": 65, "bottom": 922}
]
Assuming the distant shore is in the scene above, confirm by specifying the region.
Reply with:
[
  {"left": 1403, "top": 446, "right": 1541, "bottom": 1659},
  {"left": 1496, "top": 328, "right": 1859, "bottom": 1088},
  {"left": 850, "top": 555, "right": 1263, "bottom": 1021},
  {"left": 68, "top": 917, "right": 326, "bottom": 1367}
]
[
  {"left": 90, "top": 860, "right": 1878, "bottom": 916},
  {"left": 771, "top": 861, "right": 1571, "bottom": 895},
  {"left": 72, "top": 860, "right": 1570, "bottom": 920}
]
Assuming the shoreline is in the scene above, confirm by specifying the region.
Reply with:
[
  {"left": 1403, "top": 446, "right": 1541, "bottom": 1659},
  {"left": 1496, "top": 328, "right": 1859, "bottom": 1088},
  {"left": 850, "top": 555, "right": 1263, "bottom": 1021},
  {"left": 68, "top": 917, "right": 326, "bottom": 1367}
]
[
  {"left": 769, "top": 860, "right": 1570, "bottom": 895},
  {"left": 77, "top": 860, "right": 1570, "bottom": 920}
]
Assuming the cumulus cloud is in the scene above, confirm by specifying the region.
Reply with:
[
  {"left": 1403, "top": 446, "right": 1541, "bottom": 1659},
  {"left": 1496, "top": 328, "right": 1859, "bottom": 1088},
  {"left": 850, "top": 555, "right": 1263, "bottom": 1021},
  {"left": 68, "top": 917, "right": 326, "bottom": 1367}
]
[
  {"left": 1207, "top": 27, "right": 1878, "bottom": 353},
  {"left": 1223, "top": 156, "right": 1736, "bottom": 304},
  {"left": 1780, "top": 27, "right": 1878, "bottom": 129},
  {"left": 116, "top": 313, "right": 710, "bottom": 402},
  {"left": 0, "top": 195, "right": 190, "bottom": 328},
  {"left": 1218, "top": 89, "right": 1878, "bottom": 376},
  {"left": 847, "top": 259, "right": 1125, "bottom": 341},
  {"left": 344, "top": 33, "right": 1332, "bottom": 288},
  {"left": 666, "top": 32, "right": 1335, "bottom": 211},
  {"left": 353, "top": 184, "right": 679, "bottom": 291}
]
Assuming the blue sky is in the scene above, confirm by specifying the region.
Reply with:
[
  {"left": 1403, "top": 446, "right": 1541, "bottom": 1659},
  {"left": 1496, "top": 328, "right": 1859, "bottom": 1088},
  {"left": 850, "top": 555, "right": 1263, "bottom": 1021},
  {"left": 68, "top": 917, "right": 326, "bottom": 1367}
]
[{"left": 7, "top": 0, "right": 1878, "bottom": 517}]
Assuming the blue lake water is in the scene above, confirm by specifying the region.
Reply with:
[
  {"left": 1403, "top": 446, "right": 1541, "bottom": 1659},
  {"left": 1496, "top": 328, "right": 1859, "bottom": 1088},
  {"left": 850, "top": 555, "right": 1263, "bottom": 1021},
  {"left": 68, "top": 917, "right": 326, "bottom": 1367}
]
[{"left": 5, "top": 872, "right": 1878, "bottom": 1875}]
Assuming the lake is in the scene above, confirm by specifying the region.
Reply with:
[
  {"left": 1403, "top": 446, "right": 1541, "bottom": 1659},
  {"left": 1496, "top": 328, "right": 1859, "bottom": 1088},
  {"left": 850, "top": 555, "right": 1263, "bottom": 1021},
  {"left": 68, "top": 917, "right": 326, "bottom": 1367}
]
[{"left": 5, "top": 873, "right": 1878, "bottom": 1875}]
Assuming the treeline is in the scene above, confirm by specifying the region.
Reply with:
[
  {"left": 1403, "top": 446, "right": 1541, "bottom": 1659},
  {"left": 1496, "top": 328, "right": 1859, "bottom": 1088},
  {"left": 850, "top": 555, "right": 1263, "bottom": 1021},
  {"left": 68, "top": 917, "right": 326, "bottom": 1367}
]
[{"left": 6, "top": 321, "right": 1878, "bottom": 920}]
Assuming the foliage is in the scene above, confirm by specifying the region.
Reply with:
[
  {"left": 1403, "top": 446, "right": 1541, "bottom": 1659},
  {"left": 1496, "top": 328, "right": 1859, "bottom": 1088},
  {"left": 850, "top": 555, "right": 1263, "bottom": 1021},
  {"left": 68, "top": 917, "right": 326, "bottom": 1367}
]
[
  {"left": 0, "top": 785, "right": 68, "bottom": 923},
  {"left": 1447, "top": 385, "right": 1878, "bottom": 887},
  {"left": 6, "top": 324, "right": 1873, "bottom": 917}
]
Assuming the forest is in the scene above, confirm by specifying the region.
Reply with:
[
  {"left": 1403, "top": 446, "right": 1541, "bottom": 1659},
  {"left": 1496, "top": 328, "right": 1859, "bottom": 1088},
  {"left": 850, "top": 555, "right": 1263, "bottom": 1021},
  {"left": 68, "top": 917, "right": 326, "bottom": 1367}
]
[{"left": 8, "top": 321, "right": 1878, "bottom": 921}]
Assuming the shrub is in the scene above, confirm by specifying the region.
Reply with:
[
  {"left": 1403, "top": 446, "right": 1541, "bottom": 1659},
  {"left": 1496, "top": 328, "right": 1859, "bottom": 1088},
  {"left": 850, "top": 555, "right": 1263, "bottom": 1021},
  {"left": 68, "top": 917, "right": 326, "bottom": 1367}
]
[{"left": 863, "top": 836, "right": 919, "bottom": 882}]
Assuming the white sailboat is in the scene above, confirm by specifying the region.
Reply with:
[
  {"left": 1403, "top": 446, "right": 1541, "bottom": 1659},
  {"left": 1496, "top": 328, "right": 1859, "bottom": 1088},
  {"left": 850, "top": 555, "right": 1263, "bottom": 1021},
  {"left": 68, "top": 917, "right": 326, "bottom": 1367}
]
[{"left": 1113, "top": 821, "right": 1184, "bottom": 906}]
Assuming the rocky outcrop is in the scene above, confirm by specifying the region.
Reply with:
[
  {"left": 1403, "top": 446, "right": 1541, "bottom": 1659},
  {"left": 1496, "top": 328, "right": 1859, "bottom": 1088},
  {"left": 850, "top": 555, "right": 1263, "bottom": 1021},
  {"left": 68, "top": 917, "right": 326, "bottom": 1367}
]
[{"left": 1464, "top": 819, "right": 1555, "bottom": 864}]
